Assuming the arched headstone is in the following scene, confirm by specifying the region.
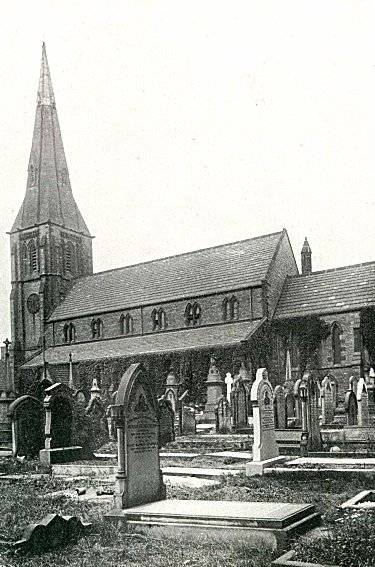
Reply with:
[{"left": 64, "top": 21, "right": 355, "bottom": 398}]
[
  {"left": 321, "top": 376, "right": 334, "bottom": 425},
  {"left": 250, "top": 368, "right": 279, "bottom": 462},
  {"left": 8, "top": 395, "right": 44, "bottom": 457},
  {"left": 111, "top": 363, "right": 165, "bottom": 510},
  {"left": 344, "top": 390, "right": 358, "bottom": 426},
  {"left": 215, "top": 395, "right": 232, "bottom": 433},
  {"left": 357, "top": 377, "right": 369, "bottom": 426}
]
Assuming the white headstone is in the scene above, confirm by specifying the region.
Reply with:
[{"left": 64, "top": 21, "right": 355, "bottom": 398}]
[{"left": 250, "top": 368, "right": 279, "bottom": 462}]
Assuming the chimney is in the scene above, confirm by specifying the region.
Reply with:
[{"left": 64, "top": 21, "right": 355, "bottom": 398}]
[{"left": 301, "top": 238, "right": 312, "bottom": 275}]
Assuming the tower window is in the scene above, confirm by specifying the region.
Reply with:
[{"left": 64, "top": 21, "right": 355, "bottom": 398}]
[
  {"left": 21, "top": 244, "right": 28, "bottom": 276},
  {"left": 120, "top": 313, "right": 134, "bottom": 335},
  {"left": 64, "top": 241, "right": 75, "bottom": 275},
  {"left": 152, "top": 308, "right": 167, "bottom": 331},
  {"left": 63, "top": 323, "right": 76, "bottom": 344},
  {"left": 29, "top": 241, "right": 38, "bottom": 272},
  {"left": 332, "top": 323, "right": 341, "bottom": 365},
  {"left": 223, "top": 296, "right": 239, "bottom": 321},
  {"left": 91, "top": 318, "right": 103, "bottom": 339},
  {"left": 185, "top": 302, "right": 201, "bottom": 326}
]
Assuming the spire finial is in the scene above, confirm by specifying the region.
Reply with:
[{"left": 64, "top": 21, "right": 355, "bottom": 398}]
[{"left": 38, "top": 43, "right": 55, "bottom": 106}]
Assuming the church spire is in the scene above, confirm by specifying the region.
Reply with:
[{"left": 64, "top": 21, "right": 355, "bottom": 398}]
[
  {"left": 37, "top": 42, "right": 55, "bottom": 106},
  {"left": 10, "top": 43, "right": 91, "bottom": 237}
]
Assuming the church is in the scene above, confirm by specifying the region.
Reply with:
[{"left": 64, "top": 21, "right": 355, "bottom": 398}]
[{"left": 7, "top": 45, "right": 375, "bottom": 409}]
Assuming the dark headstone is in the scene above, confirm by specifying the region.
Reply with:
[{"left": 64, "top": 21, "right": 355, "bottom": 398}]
[
  {"left": 158, "top": 398, "right": 175, "bottom": 447},
  {"left": 215, "top": 395, "right": 232, "bottom": 433},
  {"left": 8, "top": 395, "right": 44, "bottom": 457}
]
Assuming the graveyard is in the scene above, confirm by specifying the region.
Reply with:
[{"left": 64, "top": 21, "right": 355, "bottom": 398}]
[{"left": 0, "top": 363, "right": 375, "bottom": 566}]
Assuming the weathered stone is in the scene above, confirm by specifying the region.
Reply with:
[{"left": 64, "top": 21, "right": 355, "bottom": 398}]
[
  {"left": 111, "top": 363, "right": 165, "bottom": 510},
  {"left": 273, "top": 385, "right": 286, "bottom": 429},
  {"left": 8, "top": 395, "right": 44, "bottom": 457},
  {"left": 215, "top": 395, "right": 232, "bottom": 433},
  {"left": 357, "top": 377, "right": 369, "bottom": 426},
  {"left": 250, "top": 368, "right": 279, "bottom": 462}
]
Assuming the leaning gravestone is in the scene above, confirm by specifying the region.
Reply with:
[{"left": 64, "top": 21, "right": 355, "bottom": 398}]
[
  {"left": 246, "top": 368, "right": 282, "bottom": 475},
  {"left": 109, "top": 363, "right": 165, "bottom": 511}
]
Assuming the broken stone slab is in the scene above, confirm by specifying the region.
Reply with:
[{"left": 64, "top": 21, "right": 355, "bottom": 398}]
[{"left": 12, "top": 513, "right": 91, "bottom": 554}]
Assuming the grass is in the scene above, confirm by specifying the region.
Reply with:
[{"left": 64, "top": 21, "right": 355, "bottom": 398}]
[{"left": 0, "top": 458, "right": 374, "bottom": 566}]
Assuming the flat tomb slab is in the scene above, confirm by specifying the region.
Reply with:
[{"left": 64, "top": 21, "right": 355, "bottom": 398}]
[
  {"left": 161, "top": 467, "right": 241, "bottom": 478},
  {"left": 105, "top": 499, "right": 319, "bottom": 550},
  {"left": 287, "top": 457, "right": 375, "bottom": 468},
  {"left": 205, "top": 451, "right": 251, "bottom": 460},
  {"left": 108, "top": 499, "right": 316, "bottom": 529}
]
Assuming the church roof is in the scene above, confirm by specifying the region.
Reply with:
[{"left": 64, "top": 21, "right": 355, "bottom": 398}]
[
  {"left": 274, "top": 261, "right": 375, "bottom": 319},
  {"left": 23, "top": 319, "right": 265, "bottom": 367},
  {"left": 49, "top": 230, "right": 286, "bottom": 321},
  {"left": 10, "top": 43, "right": 91, "bottom": 236}
]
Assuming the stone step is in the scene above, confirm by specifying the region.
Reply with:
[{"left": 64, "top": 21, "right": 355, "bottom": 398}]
[{"left": 161, "top": 466, "right": 243, "bottom": 478}]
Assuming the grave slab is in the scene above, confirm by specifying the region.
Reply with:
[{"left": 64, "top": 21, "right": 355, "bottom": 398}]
[
  {"left": 205, "top": 451, "right": 251, "bottom": 460},
  {"left": 341, "top": 490, "right": 375, "bottom": 509},
  {"left": 159, "top": 452, "right": 200, "bottom": 459},
  {"left": 105, "top": 499, "right": 320, "bottom": 550},
  {"left": 163, "top": 476, "right": 220, "bottom": 488},
  {"left": 246, "top": 456, "right": 285, "bottom": 476},
  {"left": 287, "top": 457, "right": 375, "bottom": 469},
  {"left": 161, "top": 466, "right": 241, "bottom": 478}
]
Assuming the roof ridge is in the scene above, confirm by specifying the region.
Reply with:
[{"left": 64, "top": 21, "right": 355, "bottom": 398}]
[
  {"left": 285, "top": 260, "right": 375, "bottom": 279},
  {"left": 89, "top": 230, "right": 284, "bottom": 278}
]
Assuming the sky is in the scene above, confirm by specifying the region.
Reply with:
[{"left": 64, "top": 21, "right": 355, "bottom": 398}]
[{"left": 0, "top": 0, "right": 374, "bottom": 339}]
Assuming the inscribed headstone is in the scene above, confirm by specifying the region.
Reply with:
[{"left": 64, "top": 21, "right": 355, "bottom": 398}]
[
  {"left": 113, "top": 363, "right": 165, "bottom": 510},
  {"left": 250, "top": 368, "right": 279, "bottom": 462},
  {"left": 215, "top": 396, "right": 232, "bottom": 433},
  {"left": 357, "top": 377, "right": 369, "bottom": 426}
]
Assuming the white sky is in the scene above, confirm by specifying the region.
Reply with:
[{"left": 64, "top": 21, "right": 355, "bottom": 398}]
[{"left": 0, "top": 0, "right": 374, "bottom": 339}]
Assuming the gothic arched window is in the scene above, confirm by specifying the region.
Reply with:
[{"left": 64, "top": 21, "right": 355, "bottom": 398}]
[
  {"left": 152, "top": 308, "right": 167, "bottom": 331},
  {"left": 185, "top": 302, "right": 201, "bottom": 326},
  {"left": 21, "top": 243, "right": 28, "bottom": 276},
  {"left": 332, "top": 323, "right": 341, "bottom": 365},
  {"left": 120, "top": 313, "right": 134, "bottom": 335},
  {"left": 29, "top": 240, "right": 38, "bottom": 272},
  {"left": 222, "top": 296, "right": 239, "bottom": 321},
  {"left": 63, "top": 323, "right": 76, "bottom": 344},
  {"left": 91, "top": 318, "right": 103, "bottom": 339}
]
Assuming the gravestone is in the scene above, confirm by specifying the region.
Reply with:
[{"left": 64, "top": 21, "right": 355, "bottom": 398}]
[
  {"left": 8, "top": 395, "right": 44, "bottom": 457},
  {"left": 246, "top": 368, "right": 282, "bottom": 475},
  {"left": 305, "top": 372, "right": 323, "bottom": 452},
  {"left": 165, "top": 389, "right": 177, "bottom": 413},
  {"left": 181, "top": 406, "right": 196, "bottom": 435},
  {"left": 158, "top": 398, "right": 175, "bottom": 447},
  {"left": 110, "top": 363, "right": 165, "bottom": 510},
  {"left": 321, "top": 376, "right": 335, "bottom": 425},
  {"left": 215, "top": 395, "right": 232, "bottom": 433},
  {"left": 273, "top": 385, "right": 286, "bottom": 429},
  {"left": 293, "top": 378, "right": 302, "bottom": 427},
  {"left": 231, "top": 377, "right": 249, "bottom": 431},
  {"left": 204, "top": 357, "right": 223, "bottom": 422},
  {"left": 344, "top": 390, "right": 358, "bottom": 426},
  {"left": 40, "top": 383, "right": 81, "bottom": 465},
  {"left": 357, "top": 377, "right": 369, "bottom": 426}
]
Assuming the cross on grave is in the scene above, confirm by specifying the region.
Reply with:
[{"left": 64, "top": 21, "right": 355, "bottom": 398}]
[
  {"left": 3, "top": 338, "right": 10, "bottom": 357},
  {"left": 224, "top": 373, "right": 233, "bottom": 401}
]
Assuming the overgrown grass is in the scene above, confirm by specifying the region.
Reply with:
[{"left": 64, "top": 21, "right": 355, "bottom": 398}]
[
  {"left": 293, "top": 509, "right": 375, "bottom": 567},
  {"left": 0, "top": 458, "right": 374, "bottom": 566}
]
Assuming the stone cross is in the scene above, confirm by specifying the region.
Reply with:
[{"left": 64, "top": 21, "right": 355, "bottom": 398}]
[{"left": 224, "top": 373, "right": 233, "bottom": 402}]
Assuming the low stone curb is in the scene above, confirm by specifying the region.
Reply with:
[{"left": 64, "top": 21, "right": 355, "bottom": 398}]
[{"left": 272, "top": 549, "right": 339, "bottom": 567}]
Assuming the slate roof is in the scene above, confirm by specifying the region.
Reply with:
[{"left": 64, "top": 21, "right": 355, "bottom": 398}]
[
  {"left": 49, "top": 231, "right": 285, "bottom": 321},
  {"left": 274, "top": 262, "right": 375, "bottom": 319},
  {"left": 23, "top": 319, "right": 265, "bottom": 367}
]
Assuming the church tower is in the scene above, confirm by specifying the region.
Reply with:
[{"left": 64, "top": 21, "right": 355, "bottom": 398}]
[{"left": 9, "top": 44, "right": 93, "bottom": 370}]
